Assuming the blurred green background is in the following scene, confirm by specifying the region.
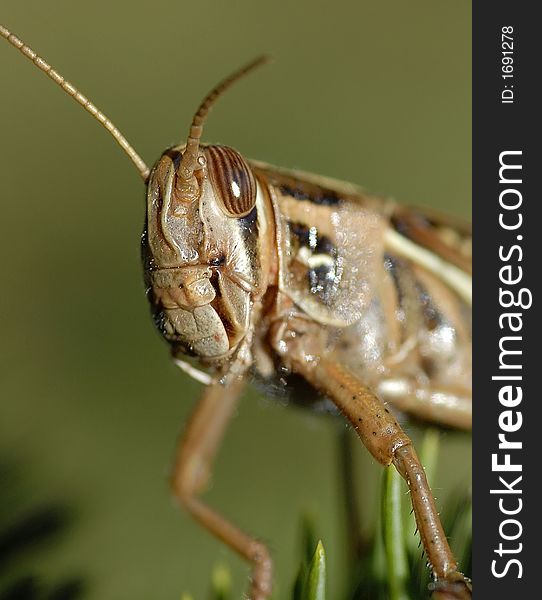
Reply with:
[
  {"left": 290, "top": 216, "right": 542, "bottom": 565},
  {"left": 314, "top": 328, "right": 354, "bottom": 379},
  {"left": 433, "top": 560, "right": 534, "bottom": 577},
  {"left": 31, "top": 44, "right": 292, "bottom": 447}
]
[{"left": 0, "top": 1, "right": 471, "bottom": 598}]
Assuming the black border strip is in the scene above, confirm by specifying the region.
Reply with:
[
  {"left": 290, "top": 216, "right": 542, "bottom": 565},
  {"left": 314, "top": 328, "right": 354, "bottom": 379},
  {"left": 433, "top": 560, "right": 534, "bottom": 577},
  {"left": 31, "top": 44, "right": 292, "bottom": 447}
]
[{"left": 473, "top": 2, "right": 539, "bottom": 596}]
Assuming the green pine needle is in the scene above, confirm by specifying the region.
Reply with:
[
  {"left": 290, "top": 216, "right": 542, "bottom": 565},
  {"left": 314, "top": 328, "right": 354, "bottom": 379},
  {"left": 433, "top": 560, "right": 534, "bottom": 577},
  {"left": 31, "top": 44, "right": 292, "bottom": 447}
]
[
  {"left": 381, "top": 466, "right": 411, "bottom": 600},
  {"left": 304, "top": 540, "right": 327, "bottom": 600},
  {"left": 211, "top": 563, "right": 232, "bottom": 600}
]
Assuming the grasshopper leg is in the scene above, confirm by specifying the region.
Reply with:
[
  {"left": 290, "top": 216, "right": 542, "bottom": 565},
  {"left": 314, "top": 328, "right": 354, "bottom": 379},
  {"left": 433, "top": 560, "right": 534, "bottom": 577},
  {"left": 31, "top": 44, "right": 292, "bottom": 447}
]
[
  {"left": 171, "top": 377, "right": 272, "bottom": 600},
  {"left": 376, "top": 378, "right": 472, "bottom": 430},
  {"left": 293, "top": 358, "right": 471, "bottom": 596}
]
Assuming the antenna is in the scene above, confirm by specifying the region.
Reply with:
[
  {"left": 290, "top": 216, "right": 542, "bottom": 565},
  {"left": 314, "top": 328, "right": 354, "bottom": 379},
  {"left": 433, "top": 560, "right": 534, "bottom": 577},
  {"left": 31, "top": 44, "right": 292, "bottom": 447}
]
[
  {"left": 178, "top": 55, "right": 270, "bottom": 193},
  {"left": 1, "top": 24, "right": 150, "bottom": 182}
]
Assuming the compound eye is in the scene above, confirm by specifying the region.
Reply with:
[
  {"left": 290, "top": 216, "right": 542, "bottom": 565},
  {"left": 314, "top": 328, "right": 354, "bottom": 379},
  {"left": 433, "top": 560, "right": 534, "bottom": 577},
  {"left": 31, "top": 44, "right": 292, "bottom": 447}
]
[{"left": 205, "top": 145, "right": 257, "bottom": 217}]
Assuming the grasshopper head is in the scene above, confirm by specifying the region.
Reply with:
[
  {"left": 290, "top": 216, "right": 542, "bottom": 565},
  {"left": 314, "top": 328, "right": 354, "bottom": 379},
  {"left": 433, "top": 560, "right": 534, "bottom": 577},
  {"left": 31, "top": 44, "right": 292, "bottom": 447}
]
[
  {"left": 142, "top": 56, "right": 270, "bottom": 366},
  {"left": 0, "top": 28, "right": 270, "bottom": 367},
  {"left": 142, "top": 143, "right": 265, "bottom": 362}
]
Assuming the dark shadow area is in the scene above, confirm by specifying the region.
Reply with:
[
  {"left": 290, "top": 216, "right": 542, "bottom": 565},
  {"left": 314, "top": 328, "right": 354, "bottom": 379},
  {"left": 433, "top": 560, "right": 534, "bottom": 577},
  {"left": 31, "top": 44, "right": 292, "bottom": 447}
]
[
  {"left": 0, "top": 458, "right": 86, "bottom": 600},
  {"left": 0, "top": 576, "right": 84, "bottom": 600}
]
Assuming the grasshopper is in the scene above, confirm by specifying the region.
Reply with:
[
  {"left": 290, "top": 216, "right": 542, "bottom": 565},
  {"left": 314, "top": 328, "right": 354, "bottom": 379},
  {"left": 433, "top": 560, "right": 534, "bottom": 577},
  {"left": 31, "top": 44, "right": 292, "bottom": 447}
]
[{"left": 1, "top": 24, "right": 472, "bottom": 599}]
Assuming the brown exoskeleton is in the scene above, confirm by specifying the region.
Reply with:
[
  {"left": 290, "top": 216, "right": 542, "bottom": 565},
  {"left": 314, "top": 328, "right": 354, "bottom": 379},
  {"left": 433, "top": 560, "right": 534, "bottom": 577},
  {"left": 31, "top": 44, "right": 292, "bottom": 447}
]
[{"left": 2, "top": 25, "right": 472, "bottom": 600}]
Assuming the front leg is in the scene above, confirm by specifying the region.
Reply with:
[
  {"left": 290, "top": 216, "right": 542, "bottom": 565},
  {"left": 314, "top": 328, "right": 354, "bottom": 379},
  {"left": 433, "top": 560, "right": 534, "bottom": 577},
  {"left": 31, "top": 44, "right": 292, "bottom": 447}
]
[
  {"left": 171, "top": 376, "right": 272, "bottom": 600},
  {"left": 273, "top": 322, "right": 470, "bottom": 597}
]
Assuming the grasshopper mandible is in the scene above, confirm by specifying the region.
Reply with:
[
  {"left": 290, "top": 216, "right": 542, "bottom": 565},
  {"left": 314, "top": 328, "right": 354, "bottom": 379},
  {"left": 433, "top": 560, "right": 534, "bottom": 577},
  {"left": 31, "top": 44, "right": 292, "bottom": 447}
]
[{"left": 1, "top": 24, "right": 472, "bottom": 599}]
